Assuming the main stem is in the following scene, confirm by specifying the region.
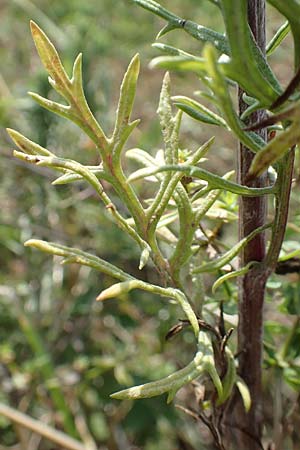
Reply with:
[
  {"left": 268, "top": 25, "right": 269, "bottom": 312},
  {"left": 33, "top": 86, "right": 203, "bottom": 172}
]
[{"left": 229, "top": 1, "right": 268, "bottom": 449}]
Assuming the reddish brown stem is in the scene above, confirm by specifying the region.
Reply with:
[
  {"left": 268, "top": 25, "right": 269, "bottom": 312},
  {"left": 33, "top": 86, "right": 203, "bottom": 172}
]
[{"left": 225, "top": 2, "right": 268, "bottom": 449}]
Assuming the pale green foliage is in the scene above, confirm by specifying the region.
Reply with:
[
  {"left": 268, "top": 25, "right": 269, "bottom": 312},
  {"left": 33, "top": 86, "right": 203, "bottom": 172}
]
[
  {"left": 8, "top": 19, "right": 248, "bottom": 408},
  {"left": 248, "top": 101, "right": 300, "bottom": 178},
  {"left": 8, "top": 0, "right": 300, "bottom": 423},
  {"left": 266, "top": 21, "right": 290, "bottom": 56},
  {"left": 111, "top": 331, "right": 224, "bottom": 404},
  {"left": 139, "top": 0, "right": 300, "bottom": 177}
]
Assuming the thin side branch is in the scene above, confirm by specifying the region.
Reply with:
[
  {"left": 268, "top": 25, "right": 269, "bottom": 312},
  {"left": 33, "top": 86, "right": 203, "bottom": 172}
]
[{"left": 0, "top": 402, "right": 87, "bottom": 450}]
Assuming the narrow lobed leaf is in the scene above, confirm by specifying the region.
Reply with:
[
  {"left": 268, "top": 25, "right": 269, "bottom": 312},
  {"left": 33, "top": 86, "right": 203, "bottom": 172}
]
[
  {"left": 266, "top": 21, "right": 290, "bottom": 56},
  {"left": 157, "top": 23, "right": 178, "bottom": 39},
  {"left": 216, "top": 348, "right": 236, "bottom": 405},
  {"left": 131, "top": 0, "right": 181, "bottom": 24},
  {"left": 71, "top": 53, "right": 84, "bottom": 97},
  {"left": 236, "top": 377, "right": 251, "bottom": 412},
  {"left": 113, "top": 54, "right": 140, "bottom": 139},
  {"left": 248, "top": 121, "right": 300, "bottom": 179},
  {"left": 139, "top": 246, "right": 151, "bottom": 269},
  {"left": 111, "top": 359, "right": 201, "bottom": 400},
  {"left": 172, "top": 95, "right": 228, "bottom": 128},
  {"left": 111, "top": 331, "right": 218, "bottom": 401},
  {"left": 193, "top": 223, "right": 271, "bottom": 274},
  {"left": 30, "top": 21, "right": 72, "bottom": 98},
  {"left": 52, "top": 167, "right": 112, "bottom": 185},
  {"left": 24, "top": 239, "right": 132, "bottom": 282},
  {"left": 128, "top": 163, "right": 276, "bottom": 196},
  {"left": 150, "top": 56, "right": 207, "bottom": 75},
  {"left": 212, "top": 262, "right": 259, "bottom": 293},
  {"left": 7, "top": 128, "right": 54, "bottom": 157},
  {"left": 28, "top": 92, "right": 76, "bottom": 121},
  {"left": 203, "top": 45, "right": 266, "bottom": 152},
  {"left": 157, "top": 72, "right": 173, "bottom": 140},
  {"left": 152, "top": 43, "right": 195, "bottom": 59},
  {"left": 97, "top": 280, "right": 140, "bottom": 301},
  {"left": 30, "top": 22, "right": 109, "bottom": 153},
  {"left": 220, "top": 0, "right": 280, "bottom": 104}
]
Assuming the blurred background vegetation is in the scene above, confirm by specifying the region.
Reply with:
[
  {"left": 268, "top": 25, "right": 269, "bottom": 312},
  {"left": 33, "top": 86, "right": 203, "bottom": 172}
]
[{"left": 1, "top": 1, "right": 300, "bottom": 449}]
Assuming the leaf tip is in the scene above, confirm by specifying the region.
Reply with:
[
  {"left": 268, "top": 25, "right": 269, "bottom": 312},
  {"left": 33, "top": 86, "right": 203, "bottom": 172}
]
[
  {"left": 156, "top": 23, "right": 177, "bottom": 40},
  {"left": 30, "top": 20, "right": 44, "bottom": 41},
  {"left": 164, "top": 71, "right": 170, "bottom": 82},
  {"left": 110, "top": 392, "right": 120, "bottom": 399},
  {"left": 27, "top": 91, "right": 36, "bottom": 99},
  {"left": 96, "top": 292, "right": 106, "bottom": 301},
  {"left": 30, "top": 20, "right": 39, "bottom": 33},
  {"left": 110, "top": 391, "right": 130, "bottom": 400},
  {"left": 7, "top": 129, "right": 26, "bottom": 148},
  {"left": 24, "top": 239, "right": 38, "bottom": 248},
  {"left": 6, "top": 128, "right": 16, "bottom": 141},
  {"left": 73, "top": 52, "right": 83, "bottom": 68},
  {"left": 130, "top": 53, "right": 140, "bottom": 74}
]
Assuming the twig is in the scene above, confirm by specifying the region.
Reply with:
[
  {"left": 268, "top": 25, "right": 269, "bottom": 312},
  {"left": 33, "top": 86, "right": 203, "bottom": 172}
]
[
  {"left": 0, "top": 402, "right": 88, "bottom": 450},
  {"left": 175, "top": 404, "right": 226, "bottom": 450}
]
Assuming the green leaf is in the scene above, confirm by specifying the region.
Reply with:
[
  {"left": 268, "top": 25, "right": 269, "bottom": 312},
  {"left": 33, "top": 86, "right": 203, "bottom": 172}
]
[
  {"left": 220, "top": 0, "right": 280, "bottom": 104},
  {"left": 157, "top": 72, "right": 173, "bottom": 147},
  {"left": 212, "top": 262, "right": 258, "bottom": 293},
  {"left": 132, "top": 0, "right": 228, "bottom": 53},
  {"left": 267, "top": 0, "right": 300, "bottom": 65},
  {"left": 203, "top": 45, "right": 266, "bottom": 152},
  {"left": 24, "top": 239, "right": 132, "bottom": 281},
  {"left": 248, "top": 121, "right": 300, "bottom": 179},
  {"left": 279, "top": 248, "right": 300, "bottom": 262},
  {"left": 52, "top": 167, "right": 112, "bottom": 185},
  {"left": 28, "top": 92, "right": 78, "bottom": 122},
  {"left": 152, "top": 43, "right": 195, "bottom": 59},
  {"left": 30, "top": 21, "right": 108, "bottom": 153},
  {"left": 217, "top": 348, "right": 236, "bottom": 405},
  {"left": 186, "top": 137, "right": 215, "bottom": 166},
  {"left": 182, "top": 20, "right": 229, "bottom": 54},
  {"left": 113, "top": 54, "right": 140, "bottom": 140},
  {"left": 283, "top": 367, "right": 300, "bottom": 391},
  {"left": 14, "top": 151, "right": 150, "bottom": 253},
  {"left": 110, "top": 357, "right": 202, "bottom": 401},
  {"left": 13, "top": 153, "right": 106, "bottom": 197},
  {"left": 150, "top": 56, "right": 207, "bottom": 75},
  {"left": 139, "top": 246, "right": 150, "bottom": 269},
  {"left": 157, "top": 23, "right": 178, "bottom": 39},
  {"left": 128, "top": 163, "right": 275, "bottom": 197},
  {"left": 172, "top": 95, "right": 228, "bottom": 128},
  {"left": 126, "top": 147, "right": 158, "bottom": 168},
  {"left": 156, "top": 211, "right": 178, "bottom": 228},
  {"left": 193, "top": 189, "right": 223, "bottom": 223},
  {"left": 111, "top": 331, "right": 222, "bottom": 402},
  {"left": 97, "top": 280, "right": 141, "bottom": 301},
  {"left": 135, "top": 0, "right": 280, "bottom": 102},
  {"left": 71, "top": 53, "right": 85, "bottom": 98},
  {"left": 144, "top": 80, "right": 185, "bottom": 234},
  {"left": 127, "top": 165, "right": 159, "bottom": 183},
  {"left": 30, "top": 20, "right": 72, "bottom": 99},
  {"left": 131, "top": 0, "right": 182, "bottom": 24},
  {"left": 236, "top": 377, "right": 251, "bottom": 412},
  {"left": 249, "top": 101, "right": 300, "bottom": 179},
  {"left": 193, "top": 224, "right": 270, "bottom": 273},
  {"left": 266, "top": 21, "right": 290, "bottom": 56},
  {"left": 7, "top": 128, "right": 54, "bottom": 157}
]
